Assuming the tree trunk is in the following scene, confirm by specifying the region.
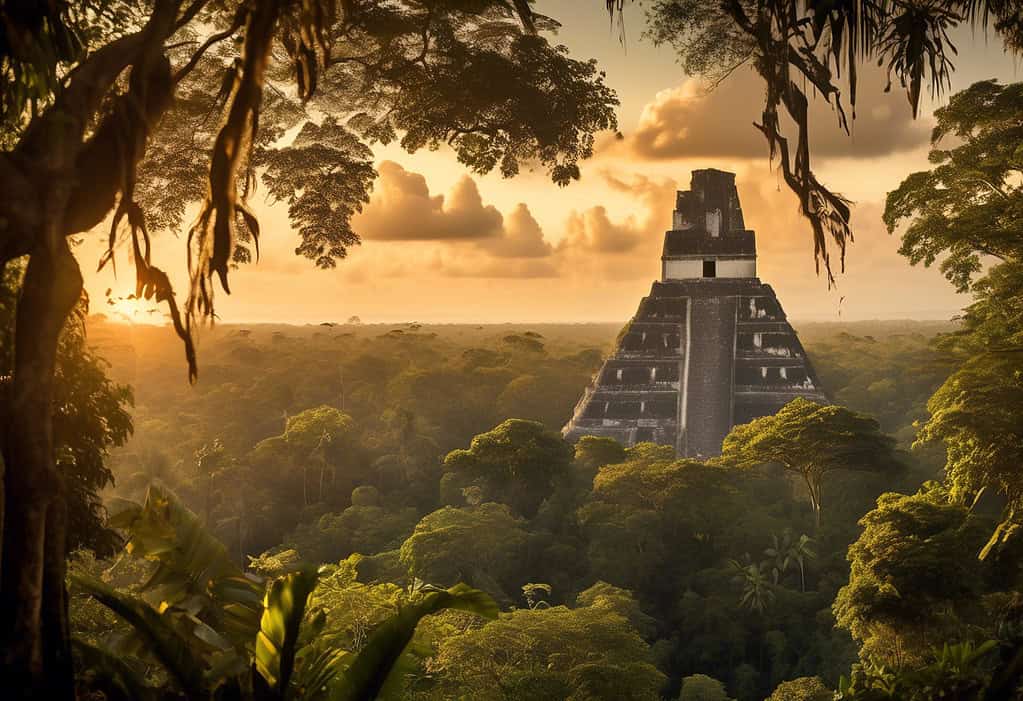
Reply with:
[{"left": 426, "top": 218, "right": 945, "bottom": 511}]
[
  {"left": 0, "top": 7, "right": 180, "bottom": 696},
  {"left": 1, "top": 238, "right": 82, "bottom": 698},
  {"left": 815, "top": 478, "right": 823, "bottom": 529},
  {"left": 801, "top": 471, "right": 822, "bottom": 529},
  {"left": 319, "top": 463, "right": 325, "bottom": 503},
  {"left": 236, "top": 514, "right": 243, "bottom": 566}
]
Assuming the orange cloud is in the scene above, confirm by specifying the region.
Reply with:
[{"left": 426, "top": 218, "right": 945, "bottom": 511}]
[
  {"left": 353, "top": 162, "right": 555, "bottom": 265},
  {"left": 354, "top": 161, "right": 503, "bottom": 241},
  {"left": 555, "top": 173, "right": 677, "bottom": 280},
  {"left": 342, "top": 162, "right": 559, "bottom": 278},
  {"left": 479, "top": 204, "right": 553, "bottom": 258},
  {"left": 345, "top": 164, "right": 679, "bottom": 281},
  {"left": 602, "top": 66, "right": 930, "bottom": 162}
]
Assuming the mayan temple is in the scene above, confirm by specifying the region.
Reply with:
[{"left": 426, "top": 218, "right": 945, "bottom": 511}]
[{"left": 563, "top": 168, "right": 828, "bottom": 458}]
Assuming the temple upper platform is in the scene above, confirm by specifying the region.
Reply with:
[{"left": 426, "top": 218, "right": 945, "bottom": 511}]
[{"left": 662, "top": 169, "right": 757, "bottom": 280}]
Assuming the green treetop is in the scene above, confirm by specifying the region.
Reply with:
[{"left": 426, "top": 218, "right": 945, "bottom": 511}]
[
  {"left": 766, "top": 676, "right": 832, "bottom": 701},
  {"left": 679, "top": 673, "right": 732, "bottom": 701},
  {"left": 442, "top": 418, "right": 574, "bottom": 517},
  {"left": 719, "top": 398, "right": 899, "bottom": 527},
  {"left": 833, "top": 484, "right": 997, "bottom": 666},
  {"left": 885, "top": 80, "right": 1023, "bottom": 296},
  {"left": 916, "top": 353, "right": 1023, "bottom": 558}
]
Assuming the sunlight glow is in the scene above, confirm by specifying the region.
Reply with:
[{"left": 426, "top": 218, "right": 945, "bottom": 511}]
[{"left": 104, "top": 295, "right": 165, "bottom": 325}]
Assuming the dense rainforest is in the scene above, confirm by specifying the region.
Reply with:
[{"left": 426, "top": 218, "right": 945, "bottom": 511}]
[{"left": 52, "top": 316, "right": 1014, "bottom": 700}]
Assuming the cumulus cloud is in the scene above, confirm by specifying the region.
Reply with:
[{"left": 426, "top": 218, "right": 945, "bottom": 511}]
[
  {"left": 603, "top": 66, "right": 930, "bottom": 162},
  {"left": 347, "top": 164, "right": 679, "bottom": 282},
  {"left": 555, "top": 173, "right": 678, "bottom": 280},
  {"left": 354, "top": 161, "right": 504, "bottom": 241},
  {"left": 479, "top": 204, "right": 553, "bottom": 258},
  {"left": 347, "top": 162, "right": 560, "bottom": 278},
  {"left": 559, "top": 173, "right": 676, "bottom": 253},
  {"left": 561, "top": 207, "right": 645, "bottom": 254}
]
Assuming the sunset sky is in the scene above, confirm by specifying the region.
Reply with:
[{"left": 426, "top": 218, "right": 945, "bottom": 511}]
[{"left": 83, "top": 2, "right": 1021, "bottom": 326}]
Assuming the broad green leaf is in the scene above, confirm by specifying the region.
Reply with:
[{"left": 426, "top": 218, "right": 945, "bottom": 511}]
[
  {"left": 254, "top": 565, "right": 320, "bottom": 695},
  {"left": 333, "top": 583, "right": 498, "bottom": 701},
  {"left": 114, "top": 484, "right": 265, "bottom": 648},
  {"left": 292, "top": 644, "right": 350, "bottom": 700},
  {"left": 72, "top": 572, "right": 209, "bottom": 699},
  {"left": 72, "top": 635, "right": 154, "bottom": 701}
]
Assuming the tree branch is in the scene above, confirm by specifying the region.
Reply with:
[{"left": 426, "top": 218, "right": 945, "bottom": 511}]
[
  {"left": 1, "top": 0, "right": 183, "bottom": 262},
  {"left": 173, "top": 9, "right": 246, "bottom": 84},
  {"left": 175, "top": 0, "right": 209, "bottom": 30},
  {"left": 16, "top": 0, "right": 181, "bottom": 161}
]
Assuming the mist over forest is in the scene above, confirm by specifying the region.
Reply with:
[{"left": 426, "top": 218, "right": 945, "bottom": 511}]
[{"left": 68, "top": 316, "right": 972, "bottom": 700}]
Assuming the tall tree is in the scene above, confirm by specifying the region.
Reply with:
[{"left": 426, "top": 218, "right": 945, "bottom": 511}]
[
  {"left": 0, "top": 261, "right": 133, "bottom": 557},
  {"left": 443, "top": 418, "right": 574, "bottom": 518},
  {"left": 618, "top": 0, "right": 1022, "bottom": 283},
  {"left": 577, "top": 446, "right": 748, "bottom": 597},
  {"left": 915, "top": 353, "right": 1023, "bottom": 558},
  {"left": 885, "top": 80, "right": 1023, "bottom": 301},
  {"left": 885, "top": 79, "right": 1023, "bottom": 556},
  {"left": 833, "top": 484, "right": 999, "bottom": 667},
  {"left": 282, "top": 405, "right": 357, "bottom": 506},
  {"left": 0, "top": 1, "right": 618, "bottom": 694},
  {"left": 719, "top": 398, "right": 899, "bottom": 527},
  {"left": 398, "top": 503, "right": 529, "bottom": 601}
]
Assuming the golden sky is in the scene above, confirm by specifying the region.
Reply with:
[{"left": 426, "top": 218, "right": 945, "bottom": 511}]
[{"left": 83, "top": 2, "right": 1022, "bottom": 326}]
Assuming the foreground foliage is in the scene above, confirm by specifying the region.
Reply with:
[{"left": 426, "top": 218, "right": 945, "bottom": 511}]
[{"left": 72, "top": 485, "right": 498, "bottom": 700}]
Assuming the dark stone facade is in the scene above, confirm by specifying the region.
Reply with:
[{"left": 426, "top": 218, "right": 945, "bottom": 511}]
[{"left": 562, "top": 170, "right": 827, "bottom": 458}]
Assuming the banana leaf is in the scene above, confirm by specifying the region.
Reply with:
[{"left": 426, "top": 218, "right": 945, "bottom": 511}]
[
  {"left": 290, "top": 643, "right": 350, "bottom": 700},
  {"left": 111, "top": 484, "right": 265, "bottom": 648},
  {"left": 72, "top": 634, "right": 155, "bottom": 701},
  {"left": 254, "top": 566, "right": 320, "bottom": 698},
  {"left": 72, "top": 572, "right": 210, "bottom": 699},
  {"left": 333, "top": 583, "right": 498, "bottom": 701}
]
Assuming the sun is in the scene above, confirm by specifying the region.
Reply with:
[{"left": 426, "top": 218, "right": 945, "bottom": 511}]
[{"left": 105, "top": 295, "right": 165, "bottom": 324}]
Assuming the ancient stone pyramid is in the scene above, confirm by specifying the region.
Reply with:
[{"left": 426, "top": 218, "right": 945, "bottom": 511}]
[{"left": 562, "top": 169, "right": 828, "bottom": 458}]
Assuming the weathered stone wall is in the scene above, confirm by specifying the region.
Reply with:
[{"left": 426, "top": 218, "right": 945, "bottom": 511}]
[{"left": 563, "top": 279, "right": 827, "bottom": 457}]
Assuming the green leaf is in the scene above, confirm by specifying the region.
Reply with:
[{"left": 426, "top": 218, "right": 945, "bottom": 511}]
[
  {"left": 72, "top": 635, "right": 155, "bottom": 701},
  {"left": 254, "top": 566, "right": 320, "bottom": 696},
  {"left": 334, "top": 583, "right": 498, "bottom": 701},
  {"left": 115, "top": 484, "right": 265, "bottom": 648},
  {"left": 291, "top": 644, "right": 350, "bottom": 700},
  {"left": 71, "top": 572, "right": 209, "bottom": 698},
  {"left": 105, "top": 497, "right": 143, "bottom": 529}
]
